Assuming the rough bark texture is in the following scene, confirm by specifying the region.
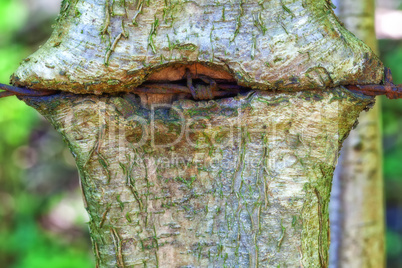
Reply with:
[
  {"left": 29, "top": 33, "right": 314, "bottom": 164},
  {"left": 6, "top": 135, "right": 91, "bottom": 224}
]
[
  {"left": 22, "top": 89, "right": 373, "bottom": 267},
  {"left": 8, "top": 0, "right": 387, "bottom": 267},
  {"left": 11, "top": 0, "right": 383, "bottom": 94},
  {"left": 329, "top": 0, "right": 385, "bottom": 267}
]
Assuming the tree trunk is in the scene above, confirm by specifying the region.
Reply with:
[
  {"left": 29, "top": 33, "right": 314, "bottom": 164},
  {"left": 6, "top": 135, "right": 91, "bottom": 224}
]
[
  {"left": 9, "top": 0, "right": 385, "bottom": 267},
  {"left": 22, "top": 89, "right": 373, "bottom": 267},
  {"left": 329, "top": 0, "right": 385, "bottom": 267}
]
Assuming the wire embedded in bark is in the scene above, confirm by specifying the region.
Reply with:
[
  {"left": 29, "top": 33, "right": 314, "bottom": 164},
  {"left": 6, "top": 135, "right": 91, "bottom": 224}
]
[
  {"left": 1, "top": 67, "right": 400, "bottom": 100},
  {"left": 0, "top": 69, "right": 244, "bottom": 101}
]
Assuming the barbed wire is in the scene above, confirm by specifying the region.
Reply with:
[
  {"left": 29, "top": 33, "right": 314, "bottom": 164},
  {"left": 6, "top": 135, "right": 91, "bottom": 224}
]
[{"left": 1, "top": 68, "right": 400, "bottom": 100}]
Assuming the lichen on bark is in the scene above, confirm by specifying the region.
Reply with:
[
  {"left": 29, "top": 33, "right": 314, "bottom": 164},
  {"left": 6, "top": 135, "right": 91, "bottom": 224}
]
[
  {"left": 22, "top": 88, "right": 373, "bottom": 267},
  {"left": 7, "top": 0, "right": 387, "bottom": 266},
  {"left": 12, "top": 0, "right": 382, "bottom": 94}
]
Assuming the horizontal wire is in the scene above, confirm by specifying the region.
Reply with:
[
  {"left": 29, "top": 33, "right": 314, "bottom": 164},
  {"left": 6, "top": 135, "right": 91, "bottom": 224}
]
[{"left": 1, "top": 67, "right": 399, "bottom": 100}]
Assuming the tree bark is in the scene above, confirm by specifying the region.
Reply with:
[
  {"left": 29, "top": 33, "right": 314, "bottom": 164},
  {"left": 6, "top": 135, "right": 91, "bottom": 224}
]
[
  {"left": 22, "top": 89, "right": 373, "bottom": 267},
  {"left": 11, "top": 0, "right": 383, "bottom": 93},
  {"left": 9, "top": 0, "right": 385, "bottom": 267},
  {"left": 329, "top": 0, "right": 385, "bottom": 267}
]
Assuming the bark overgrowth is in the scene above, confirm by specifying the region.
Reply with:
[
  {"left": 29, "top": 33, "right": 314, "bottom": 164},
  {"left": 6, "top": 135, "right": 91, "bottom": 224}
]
[{"left": 10, "top": 0, "right": 384, "bottom": 266}]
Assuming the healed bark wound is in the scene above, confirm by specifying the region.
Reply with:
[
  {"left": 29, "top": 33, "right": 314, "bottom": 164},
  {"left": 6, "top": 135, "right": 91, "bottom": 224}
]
[
  {"left": 11, "top": 0, "right": 386, "bottom": 266},
  {"left": 23, "top": 89, "right": 373, "bottom": 267}
]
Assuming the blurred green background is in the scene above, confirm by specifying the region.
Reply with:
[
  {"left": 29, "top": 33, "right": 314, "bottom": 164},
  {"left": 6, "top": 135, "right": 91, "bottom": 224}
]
[
  {"left": 1, "top": 0, "right": 402, "bottom": 267},
  {"left": 380, "top": 38, "right": 402, "bottom": 267},
  {"left": 0, "top": 0, "right": 94, "bottom": 267}
]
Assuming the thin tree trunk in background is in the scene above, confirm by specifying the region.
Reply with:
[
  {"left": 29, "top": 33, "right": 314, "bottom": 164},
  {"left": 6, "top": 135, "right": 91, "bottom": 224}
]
[{"left": 329, "top": 0, "right": 385, "bottom": 267}]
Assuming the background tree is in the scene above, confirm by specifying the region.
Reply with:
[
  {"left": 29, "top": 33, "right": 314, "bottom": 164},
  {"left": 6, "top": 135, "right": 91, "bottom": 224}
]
[
  {"left": 329, "top": 0, "right": 385, "bottom": 267},
  {"left": 374, "top": 1, "right": 402, "bottom": 266}
]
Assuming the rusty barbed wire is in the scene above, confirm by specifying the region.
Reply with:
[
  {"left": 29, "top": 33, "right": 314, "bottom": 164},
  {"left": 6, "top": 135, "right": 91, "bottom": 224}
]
[
  {"left": 1, "top": 67, "right": 401, "bottom": 100},
  {"left": 344, "top": 67, "right": 402, "bottom": 99},
  {"left": 0, "top": 83, "right": 58, "bottom": 98}
]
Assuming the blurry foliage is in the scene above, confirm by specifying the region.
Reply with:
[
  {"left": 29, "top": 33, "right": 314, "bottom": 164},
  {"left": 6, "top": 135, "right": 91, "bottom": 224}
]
[
  {"left": 379, "top": 39, "right": 402, "bottom": 266},
  {"left": 0, "top": 1, "right": 28, "bottom": 43},
  {"left": 380, "top": 39, "right": 402, "bottom": 189},
  {"left": 0, "top": 0, "right": 93, "bottom": 267}
]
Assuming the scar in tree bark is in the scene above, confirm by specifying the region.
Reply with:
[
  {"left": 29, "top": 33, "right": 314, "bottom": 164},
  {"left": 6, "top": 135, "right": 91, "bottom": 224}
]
[
  {"left": 231, "top": 130, "right": 246, "bottom": 193},
  {"left": 128, "top": 184, "right": 144, "bottom": 211},
  {"left": 258, "top": 142, "right": 270, "bottom": 209},
  {"left": 132, "top": 0, "right": 144, "bottom": 26},
  {"left": 230, "top": 1, "right": 244, "bottom": 42},
  {"left": 111, "top": 227, "right": 126, "bottom": 268},
  {"left": 94, "top": 241, "right": 101, "bottom": 268},
  {"left": 277, "top": 219, "right": 286, "bottom": 249},
  {"left": 84, "top": 140, "right": 99, "bottom": 167},
  {"left": 98, "top": 152, "right": 111, "bottom": 183},
  {"left": 152, "top": 224, "right": 160, "bottom": 266},
  {"left": 314, "top": 187, "right": 327, "bottom": 267},
  {"left": 116, "top": 194, "right": 125, "bottom": 211},
  {"left": 99, "top": 203, "right": 111, "bottom": 228},
  {"left": 105, "top": 33, "right": 125, "bottom": 66},
  {"left": 102, "top": 0, "right": 111, "bottom": 35}
]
